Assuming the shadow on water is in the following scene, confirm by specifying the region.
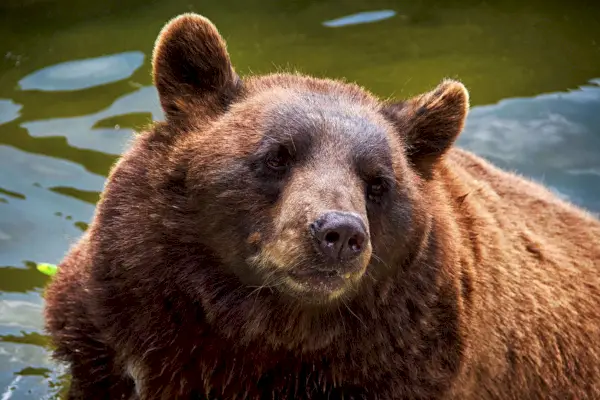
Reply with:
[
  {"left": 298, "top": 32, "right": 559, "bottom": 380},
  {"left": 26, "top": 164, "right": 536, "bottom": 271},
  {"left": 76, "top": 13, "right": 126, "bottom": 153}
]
[{"left": 0, "top": 0, "right": 599, "bottom": 398}]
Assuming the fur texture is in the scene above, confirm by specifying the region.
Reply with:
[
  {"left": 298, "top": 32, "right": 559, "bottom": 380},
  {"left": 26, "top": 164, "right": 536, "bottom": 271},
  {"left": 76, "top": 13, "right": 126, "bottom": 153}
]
[{"left": 44, "top": 13, "right": 600, "bottom": 400}]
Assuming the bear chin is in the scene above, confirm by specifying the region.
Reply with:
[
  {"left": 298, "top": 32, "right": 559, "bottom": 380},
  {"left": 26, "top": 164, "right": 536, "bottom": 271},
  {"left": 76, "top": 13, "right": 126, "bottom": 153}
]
[{"left": 245, "top": 256, "right": 371, "bottom": 304}]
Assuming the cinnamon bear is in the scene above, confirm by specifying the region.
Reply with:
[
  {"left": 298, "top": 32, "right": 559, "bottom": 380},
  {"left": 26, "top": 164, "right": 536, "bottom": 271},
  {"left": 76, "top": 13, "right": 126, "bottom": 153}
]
[{"left": 43, "top": 13, "right": 600, "bottom": 400}]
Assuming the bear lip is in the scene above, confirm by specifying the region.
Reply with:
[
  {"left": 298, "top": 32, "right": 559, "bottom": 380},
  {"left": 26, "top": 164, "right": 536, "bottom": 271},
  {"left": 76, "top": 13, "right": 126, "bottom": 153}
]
[{"left": 287, "top": 268, "right": 346, "bottom": 293}]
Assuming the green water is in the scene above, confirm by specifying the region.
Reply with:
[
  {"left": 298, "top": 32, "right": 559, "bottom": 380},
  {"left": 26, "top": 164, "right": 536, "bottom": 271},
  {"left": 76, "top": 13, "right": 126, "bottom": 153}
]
[{"left": 1, "top": 0, "right": 599, "bottom": 398}]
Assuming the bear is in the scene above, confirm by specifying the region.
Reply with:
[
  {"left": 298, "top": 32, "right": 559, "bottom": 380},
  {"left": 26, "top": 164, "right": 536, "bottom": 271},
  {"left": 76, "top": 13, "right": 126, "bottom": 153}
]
[{"left": 43, "top": 12, "right": 600, "bottom": 400}]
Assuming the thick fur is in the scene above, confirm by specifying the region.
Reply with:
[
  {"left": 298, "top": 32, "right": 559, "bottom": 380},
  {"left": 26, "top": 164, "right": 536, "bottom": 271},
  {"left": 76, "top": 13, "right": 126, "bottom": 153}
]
[{"left": 44, "top": 13, "right": 600, "bottom": 400}]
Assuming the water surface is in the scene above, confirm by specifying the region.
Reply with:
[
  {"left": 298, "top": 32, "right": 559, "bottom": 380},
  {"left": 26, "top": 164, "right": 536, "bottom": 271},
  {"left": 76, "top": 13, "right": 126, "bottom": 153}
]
[{"left": 1, "top": 0, "right": 599, "bottom": 398}]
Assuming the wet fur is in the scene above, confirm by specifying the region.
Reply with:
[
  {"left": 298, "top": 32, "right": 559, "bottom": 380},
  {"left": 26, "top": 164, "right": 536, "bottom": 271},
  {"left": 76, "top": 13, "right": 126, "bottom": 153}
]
[{"left": 44, "top": 13, "right": 600, "bottom": 400}]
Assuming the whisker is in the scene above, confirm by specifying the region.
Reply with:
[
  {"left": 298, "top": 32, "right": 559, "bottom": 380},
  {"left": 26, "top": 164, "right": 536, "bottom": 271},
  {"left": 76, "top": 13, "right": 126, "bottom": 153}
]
[
  {"left": 246, "top": 270, "right": 279, "bottom": 300},
  {"left": 341, "top": 298, "right": 367, "bottom": 329},
  {"left": 364, "top": 270, "right": 377, "bottom": 283},
  {"left": 371, "top": 253, "right": 391, "bottom": 270}
]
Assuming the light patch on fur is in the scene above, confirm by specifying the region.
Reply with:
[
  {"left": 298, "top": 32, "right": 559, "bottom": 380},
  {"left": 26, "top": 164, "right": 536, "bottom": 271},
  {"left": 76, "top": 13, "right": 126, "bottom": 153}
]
[
  {"left": 250, "top": 228, "right": 305, "bottom": 271},
  {"left": 246, "top": 231, "right": 262, "bottom": 245},
  {"left": 281, "top": 276, "right": 346, "bottom": 300},
  {"left": 126, "top": 359, "right": 146, "bottom": 397}
]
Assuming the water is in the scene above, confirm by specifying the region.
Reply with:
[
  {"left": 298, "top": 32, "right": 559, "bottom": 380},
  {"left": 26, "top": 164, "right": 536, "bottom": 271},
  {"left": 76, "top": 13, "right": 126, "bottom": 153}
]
[{"left": 0, "top": 0, "right": 599, "bottom": 398}]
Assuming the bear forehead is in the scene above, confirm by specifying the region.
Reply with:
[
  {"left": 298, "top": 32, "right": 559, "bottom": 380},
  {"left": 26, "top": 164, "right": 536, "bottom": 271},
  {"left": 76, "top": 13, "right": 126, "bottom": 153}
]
[{"left": 232, "top": 85, "right": 394, "bottom": 159}]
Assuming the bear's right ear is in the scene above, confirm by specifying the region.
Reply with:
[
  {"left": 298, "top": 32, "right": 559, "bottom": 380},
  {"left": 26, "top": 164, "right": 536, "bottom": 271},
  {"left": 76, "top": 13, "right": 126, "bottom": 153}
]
[{"left": 152, "top": 13, "right": 242, "bottom": 123}]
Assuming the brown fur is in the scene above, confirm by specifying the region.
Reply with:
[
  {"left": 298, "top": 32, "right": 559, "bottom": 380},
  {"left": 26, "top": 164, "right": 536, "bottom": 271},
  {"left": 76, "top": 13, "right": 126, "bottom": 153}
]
[{"left": 44, "top": 13, "right": 600, "bottom": 400}]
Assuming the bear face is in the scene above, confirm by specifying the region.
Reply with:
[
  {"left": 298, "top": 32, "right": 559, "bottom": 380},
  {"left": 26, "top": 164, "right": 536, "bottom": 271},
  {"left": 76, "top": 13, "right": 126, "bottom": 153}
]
[
  {"left": 146, "top": 14, "right": 469, "bottom": 309},
  {"left": 179, "top": 85, "right": 405, "bottom": 303}
]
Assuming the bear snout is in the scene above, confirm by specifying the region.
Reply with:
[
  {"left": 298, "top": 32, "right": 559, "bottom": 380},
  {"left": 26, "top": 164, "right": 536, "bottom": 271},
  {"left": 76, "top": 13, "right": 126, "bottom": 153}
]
[{"left": 309, "top": 211, "right": 368, "bottom": 264}]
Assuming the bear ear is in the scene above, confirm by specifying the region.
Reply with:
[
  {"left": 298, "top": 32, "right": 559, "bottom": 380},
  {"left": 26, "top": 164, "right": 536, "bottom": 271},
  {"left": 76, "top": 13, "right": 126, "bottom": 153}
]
[
  {"left": 152, "top": 13, "right": 242, "bottom": 122},
  {"left": 382, "top": 79, "right": 469, "bottom": 177}
]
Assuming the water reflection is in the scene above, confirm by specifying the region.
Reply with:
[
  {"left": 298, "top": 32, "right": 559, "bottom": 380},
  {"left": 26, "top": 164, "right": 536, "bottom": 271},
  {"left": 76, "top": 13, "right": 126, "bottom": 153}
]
[
  {"left": 0, "top": 100, "right": 22, "bottom": 125},
  {"left": 0, "top": 292, "right": 56, "bottom": 400},
  {"left": 22, "top": 86, "right": 162, "bottom": 155},
  {"left": 322, "top": 10, "right": 396, "bottom": 27},
  {"left": 0, "top": 145, "right": 103, "bottom": 268},
  {"left": 458, "top": 79, "right": 600, "bottom": 213},
  {"left": 18, "top": 52, "right": 145, "bottom": 92}
]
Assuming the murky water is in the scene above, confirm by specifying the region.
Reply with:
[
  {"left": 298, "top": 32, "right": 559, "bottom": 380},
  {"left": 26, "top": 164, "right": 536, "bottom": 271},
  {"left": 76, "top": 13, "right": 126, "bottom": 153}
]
[{"left": 1, "top": 0, "right": 599, "bottom": 398}]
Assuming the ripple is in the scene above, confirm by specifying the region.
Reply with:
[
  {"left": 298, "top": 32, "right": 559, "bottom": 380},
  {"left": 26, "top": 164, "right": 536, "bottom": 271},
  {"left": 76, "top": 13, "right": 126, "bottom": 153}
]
[
  {"left": 323, "top": 10, "right": 396, "bottom": 27},
  {"left": 18, "top": 51, "right": 145, "bottom": 92},
  {"left": 0, "top": 100, "right": 22, "bottom": 125},
  {"left": 0, "top": 145, "right": 104, "bottom": 267},
  {"left": 458, "top": 80, "right": 600, "bottom": 213},
  {"left": 0, "top": 295, "right": 44, "bottom": 332},
  {"left": 23, "top": 85, "right": 162, "bottom": 155}
]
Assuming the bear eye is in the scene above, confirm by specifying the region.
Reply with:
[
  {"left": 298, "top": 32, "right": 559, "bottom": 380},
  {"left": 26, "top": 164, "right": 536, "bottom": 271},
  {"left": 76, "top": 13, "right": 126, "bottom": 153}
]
[
  {"left": 367, "top": 177, "right": 387, "bottom": 202},
  {"left": 265, "top": 147, "right": 291, "bottom": 172}
]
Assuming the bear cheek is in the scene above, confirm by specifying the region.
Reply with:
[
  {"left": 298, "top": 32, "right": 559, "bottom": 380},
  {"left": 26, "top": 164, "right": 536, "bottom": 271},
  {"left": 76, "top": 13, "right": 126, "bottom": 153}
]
[
  {"left": 249, "top": 218, "right": 309, "bottom": 272},
  {"left": 371, "top": 189, "right": 419, "bottom": 265}
]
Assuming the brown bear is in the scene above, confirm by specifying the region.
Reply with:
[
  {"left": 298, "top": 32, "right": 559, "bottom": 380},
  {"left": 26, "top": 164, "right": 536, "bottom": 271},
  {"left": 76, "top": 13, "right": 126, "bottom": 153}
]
[{"left": 43, "top": 12, "right": 600, "bottom": 400}]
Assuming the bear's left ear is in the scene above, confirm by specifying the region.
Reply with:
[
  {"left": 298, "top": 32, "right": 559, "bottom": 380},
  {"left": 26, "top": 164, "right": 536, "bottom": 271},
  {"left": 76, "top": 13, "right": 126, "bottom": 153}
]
[
  {"left": 382, "top": 79, "right": 469, "bottom": 177},
  {"left": 152, "top": 13, "right": 242, "bottom": 123}
]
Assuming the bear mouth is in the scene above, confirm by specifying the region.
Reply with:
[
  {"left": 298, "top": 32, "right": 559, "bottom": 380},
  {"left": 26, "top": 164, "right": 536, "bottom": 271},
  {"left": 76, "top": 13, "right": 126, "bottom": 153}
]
[
  {"left": 287, "top": 268, "right": 347, "bottom": 294},
  {"left": 282, "top": 260, "right": 370, "bottom": 301},
  {"left": 247, "top": 243, "right": 372, "bottom": 301}
]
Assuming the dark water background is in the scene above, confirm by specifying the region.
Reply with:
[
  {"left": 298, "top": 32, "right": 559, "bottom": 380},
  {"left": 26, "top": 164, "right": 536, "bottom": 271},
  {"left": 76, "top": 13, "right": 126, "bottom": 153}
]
[{"left": 1, "top": 0, "right": 599, "bottom": 398}]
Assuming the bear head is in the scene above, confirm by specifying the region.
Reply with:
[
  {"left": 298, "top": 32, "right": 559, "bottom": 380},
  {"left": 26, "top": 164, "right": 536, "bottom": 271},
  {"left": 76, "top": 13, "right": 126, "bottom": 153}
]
[{"left": 93, "top": 13, "right": 469, "bottom": 351}]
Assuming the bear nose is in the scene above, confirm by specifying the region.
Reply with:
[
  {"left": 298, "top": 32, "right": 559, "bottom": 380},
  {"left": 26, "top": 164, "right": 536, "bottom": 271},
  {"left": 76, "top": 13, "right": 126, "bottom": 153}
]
[{"left": 310, "top": 211, "right": 367, "bottom": 262}]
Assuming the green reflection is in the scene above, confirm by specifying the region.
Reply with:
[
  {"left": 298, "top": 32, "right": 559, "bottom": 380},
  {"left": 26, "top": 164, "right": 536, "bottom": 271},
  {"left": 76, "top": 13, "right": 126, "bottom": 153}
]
[
  {"left": 48, "top": 187, "right": 101, "bottom": 204},
  {"left": 0, "top": 331, "right": 48, "bottom": 347},
  {"left": 15, "top": 367, "right": 52, "bottom": 378},
  {"left": 92, "top": 111, "right": 153, "bottom": 130},
  {"left": 74, "top": 222, "right": 89, "bottom": 232},
  {"left": 0, "top": 123, "right": 118, "bottom": 176},
  {"left": 47, "top": 372, "right": 71, "bottom": 400},
  {"left": 0, "top": 187, "right": 26, "bottom": 200},
  {"left": 0, "top": 264, "right": 50, "bottom": 293}
]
